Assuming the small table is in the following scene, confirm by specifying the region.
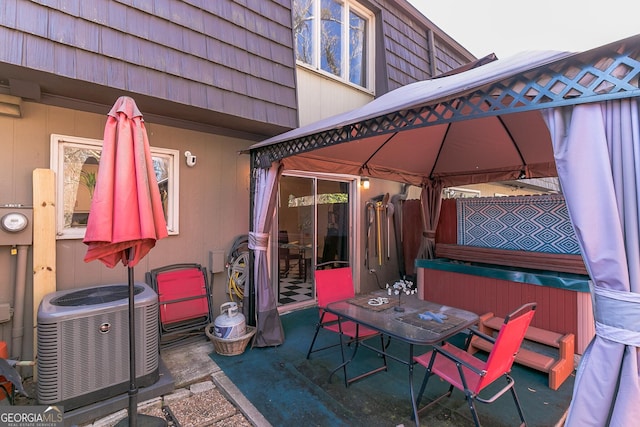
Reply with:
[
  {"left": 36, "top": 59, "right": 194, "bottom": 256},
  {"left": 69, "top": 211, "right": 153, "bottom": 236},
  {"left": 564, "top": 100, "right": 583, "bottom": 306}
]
[{"left": 325, "top": 291, "right": 479, "bottom": 426}]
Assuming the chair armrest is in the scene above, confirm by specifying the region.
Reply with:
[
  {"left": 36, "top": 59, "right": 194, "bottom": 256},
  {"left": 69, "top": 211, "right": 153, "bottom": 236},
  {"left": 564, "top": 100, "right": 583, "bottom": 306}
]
[
  {"left": 467, "top": 328, "right": 496, "bottom": 346},
  {"left": 433, "top": 344, "right": 486, "bottom": 376}
]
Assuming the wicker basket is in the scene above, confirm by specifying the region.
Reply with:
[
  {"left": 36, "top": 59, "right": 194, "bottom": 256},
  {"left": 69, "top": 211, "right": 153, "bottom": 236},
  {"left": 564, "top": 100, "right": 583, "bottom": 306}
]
[{"left": 205, "top": 324, "right": 256, "bottom": 356}]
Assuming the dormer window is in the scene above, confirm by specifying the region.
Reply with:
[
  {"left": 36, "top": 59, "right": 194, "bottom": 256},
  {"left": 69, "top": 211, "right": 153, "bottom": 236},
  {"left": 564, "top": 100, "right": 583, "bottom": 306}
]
[{"left": 293, "top": 0, "right": 374, "bottom": 90}]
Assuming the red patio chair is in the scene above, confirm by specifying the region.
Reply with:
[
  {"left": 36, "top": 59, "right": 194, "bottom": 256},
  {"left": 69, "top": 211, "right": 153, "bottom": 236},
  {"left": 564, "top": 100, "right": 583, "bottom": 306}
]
[
  {"left": 306, "top": 261, "right": 387, "bottom": 387},
  {"left": 145, "top": 263, "right": 214, "bottom": 346},
  {"left": 412, "top": 302, "right": 536, "bottom": 427}
]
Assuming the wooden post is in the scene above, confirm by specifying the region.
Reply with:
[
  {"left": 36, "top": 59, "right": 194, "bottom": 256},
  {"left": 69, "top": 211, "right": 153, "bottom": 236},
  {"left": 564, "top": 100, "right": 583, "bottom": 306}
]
[{"left": 32, "top": 169, "right": 56, "bottom": 378}]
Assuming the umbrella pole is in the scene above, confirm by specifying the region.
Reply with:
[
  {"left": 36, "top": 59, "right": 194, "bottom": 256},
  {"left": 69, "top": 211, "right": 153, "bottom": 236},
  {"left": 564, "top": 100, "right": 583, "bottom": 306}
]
[
  {"left": 127, "top": 262, "right": 138, "bottom": 426},
  {"left": 115, "top": 249, "right": 167, "bottom": 427}
]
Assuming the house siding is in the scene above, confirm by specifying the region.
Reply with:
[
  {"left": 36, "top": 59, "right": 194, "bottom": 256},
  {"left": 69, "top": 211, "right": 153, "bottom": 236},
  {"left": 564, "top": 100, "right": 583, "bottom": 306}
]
[
  {"left": 379, "top": 3, "right": 432, "bottom": 89},
  {"left": 433, "top": 39, "right": 471, "bottom": 75},
  {"left": 0, "top": 101, "right": 252, "bottom": 364},
  {"left": 0, "top": 0, "right": 477, "bottom": 367},
  {"left": 0, "top": 0, "right": 298, "bottom": 136},
  {"left": 373, "top": 0, "right": 475, "bottom": 92}
]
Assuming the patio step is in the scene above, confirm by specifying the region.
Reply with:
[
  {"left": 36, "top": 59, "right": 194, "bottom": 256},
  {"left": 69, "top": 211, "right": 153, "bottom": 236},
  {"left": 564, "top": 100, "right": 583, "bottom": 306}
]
[{"left": 469, "top": 312, "right": 575, "bottom": 390}]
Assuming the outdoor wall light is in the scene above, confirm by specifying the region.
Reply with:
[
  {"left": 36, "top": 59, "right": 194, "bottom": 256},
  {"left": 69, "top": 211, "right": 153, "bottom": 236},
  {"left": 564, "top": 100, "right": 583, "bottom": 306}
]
[{"left": 361, "top": 177, "right": 370, "bottom": 189}]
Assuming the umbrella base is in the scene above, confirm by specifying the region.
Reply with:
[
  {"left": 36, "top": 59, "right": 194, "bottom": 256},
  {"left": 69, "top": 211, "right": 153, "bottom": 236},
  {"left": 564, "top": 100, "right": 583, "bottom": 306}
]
[{"left": 115, "top": 414, "right": 167, "bottom": 427}]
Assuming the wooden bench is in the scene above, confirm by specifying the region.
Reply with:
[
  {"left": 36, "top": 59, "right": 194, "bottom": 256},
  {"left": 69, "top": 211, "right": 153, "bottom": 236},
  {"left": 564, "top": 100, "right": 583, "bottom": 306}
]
[{"left": 468, "top": 312, "right": 575, "bottom": 390}]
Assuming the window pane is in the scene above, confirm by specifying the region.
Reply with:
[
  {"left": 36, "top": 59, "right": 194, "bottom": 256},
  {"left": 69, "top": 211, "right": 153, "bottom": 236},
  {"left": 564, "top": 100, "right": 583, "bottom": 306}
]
[
  {"left": 317, "top": 180, "right": 350, "bottom": 263},
  {"left": 153, "top": 156, "right": 170, "bottom": 222},
  {"left": 63, "top": 146, "right": 101, "bottom": 228},
  {"left": 62, "top": 149, "right": 172, "bottom": 228},
  {"left": 349, "top": 10, "right": 365, "bottom": 86},
  {"left": 321, "top": 0, "right": 342, "bottom": 77},
  {"left": 293, "top": 0, "right": 314, "bottom": 64}
]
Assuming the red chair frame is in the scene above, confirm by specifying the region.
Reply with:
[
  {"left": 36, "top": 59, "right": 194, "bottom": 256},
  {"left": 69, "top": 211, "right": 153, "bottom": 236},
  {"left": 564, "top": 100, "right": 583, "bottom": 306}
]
[{"left": 412, "top": 302, "right": 536, "bottom": 427}]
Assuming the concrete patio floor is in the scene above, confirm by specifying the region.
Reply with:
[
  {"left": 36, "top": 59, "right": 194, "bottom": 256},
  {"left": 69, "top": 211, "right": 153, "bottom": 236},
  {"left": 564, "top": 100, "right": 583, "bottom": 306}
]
[
  {"left": 9, "top": 326, "right": 570, "bottom": 426},
  {"left": 9, "top": 331, "right": 571, "bottom": 426},
  {"left": 77, "top": 335, "right": 568, "bottom": 427},
  {"left": 76, "top": 337, "right": 269, "bottom": 427}
]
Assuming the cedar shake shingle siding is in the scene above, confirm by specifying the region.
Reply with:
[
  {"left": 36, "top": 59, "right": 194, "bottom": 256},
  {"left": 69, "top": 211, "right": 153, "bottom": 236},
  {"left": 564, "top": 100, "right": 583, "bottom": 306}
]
[
  {"left": 433, "top": 41, "right": 471, "bottom": 75},
  {"left": 374, "top": 1, "right": 474, "bottom": 92},
  {"left": 379, "top": 3, "right": 432, "bottom": 89},
  {"left": 0, "top": 0, "right": 298, "bottom": 138},
  {"left": 0, "top": 0, "right": 473, "bottom": 136}
]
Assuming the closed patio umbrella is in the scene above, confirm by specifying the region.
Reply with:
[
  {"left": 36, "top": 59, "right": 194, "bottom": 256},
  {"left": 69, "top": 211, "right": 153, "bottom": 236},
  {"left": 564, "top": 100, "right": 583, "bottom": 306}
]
[{"left": 84, "top": 96, "right": 168, "bottom": 427}]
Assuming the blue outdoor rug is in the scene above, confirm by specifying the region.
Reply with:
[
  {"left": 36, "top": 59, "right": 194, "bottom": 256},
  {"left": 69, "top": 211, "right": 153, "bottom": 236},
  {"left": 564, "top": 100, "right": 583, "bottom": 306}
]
[{"left": 209, "top": 308, "right": 574, "bottom": 426}]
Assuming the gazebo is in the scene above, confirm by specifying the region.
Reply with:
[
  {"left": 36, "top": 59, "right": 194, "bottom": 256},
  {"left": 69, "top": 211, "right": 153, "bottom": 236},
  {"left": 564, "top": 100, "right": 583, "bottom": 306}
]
[{"left": 248, "top": 34, "right": 640, "bottom": 426}]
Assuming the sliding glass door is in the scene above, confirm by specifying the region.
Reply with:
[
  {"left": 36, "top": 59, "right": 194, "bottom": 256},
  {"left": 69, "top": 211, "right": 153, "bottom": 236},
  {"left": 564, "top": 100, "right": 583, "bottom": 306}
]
[{"left": 275, "top": 174, "right": 353, "bottom": 307}]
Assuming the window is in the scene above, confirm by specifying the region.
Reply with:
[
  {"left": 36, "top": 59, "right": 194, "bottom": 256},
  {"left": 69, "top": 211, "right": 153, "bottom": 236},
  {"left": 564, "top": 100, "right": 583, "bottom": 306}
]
[
  {"left": 442, "top": 187, "right": 481, "bottom": 199},
  {"left": 293, "top": 0, "right": 373, "bottom": 89},
  {"left": 50, "top": 134, "right": 179, "bottom": 239},
  {"left": 275, "top": 173, "right": 356, "bottom": 308}
]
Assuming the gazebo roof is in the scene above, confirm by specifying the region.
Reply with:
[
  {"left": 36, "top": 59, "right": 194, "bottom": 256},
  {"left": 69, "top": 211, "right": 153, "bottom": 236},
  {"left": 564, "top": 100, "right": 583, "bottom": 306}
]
[{"left": 250, "top": 34, "right": 640, "bottom": 186}]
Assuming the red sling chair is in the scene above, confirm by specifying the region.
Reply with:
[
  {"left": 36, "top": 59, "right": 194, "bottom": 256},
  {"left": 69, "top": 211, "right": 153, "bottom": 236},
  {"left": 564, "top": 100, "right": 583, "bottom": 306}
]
[
  {"left": 412, "top": 302, "right": 536, "bottom": 426},
  {"left": 306, "top": 262, "right": 387, "bottom": 387}
]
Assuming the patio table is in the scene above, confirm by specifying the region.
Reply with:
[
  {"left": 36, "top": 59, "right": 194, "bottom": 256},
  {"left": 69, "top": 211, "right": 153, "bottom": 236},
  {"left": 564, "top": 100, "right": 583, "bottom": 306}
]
[{"left": 324, "top": 290, "right": 479, "bottom": 426}]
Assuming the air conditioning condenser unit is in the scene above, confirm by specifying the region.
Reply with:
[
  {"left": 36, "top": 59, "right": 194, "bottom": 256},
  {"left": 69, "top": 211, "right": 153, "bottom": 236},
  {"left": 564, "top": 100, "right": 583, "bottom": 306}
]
[{"left": 37, "top": 283, "right": 159, "bottom": 411}]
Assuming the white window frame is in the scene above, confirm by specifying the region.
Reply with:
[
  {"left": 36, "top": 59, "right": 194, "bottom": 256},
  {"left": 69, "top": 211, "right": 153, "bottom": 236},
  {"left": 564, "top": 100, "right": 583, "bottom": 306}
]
[
  {"left": 295, "top": 0, "right": 375, "bottom": 91},
  {"left": 50, "top": 134, "right": 180, "bottom": 239}
]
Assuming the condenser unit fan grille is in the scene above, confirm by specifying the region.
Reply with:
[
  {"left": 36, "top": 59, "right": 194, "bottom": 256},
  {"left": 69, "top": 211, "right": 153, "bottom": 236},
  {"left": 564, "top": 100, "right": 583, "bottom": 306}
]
[{"left": 51, "top": 285, "right": 143, "bottom": 306}]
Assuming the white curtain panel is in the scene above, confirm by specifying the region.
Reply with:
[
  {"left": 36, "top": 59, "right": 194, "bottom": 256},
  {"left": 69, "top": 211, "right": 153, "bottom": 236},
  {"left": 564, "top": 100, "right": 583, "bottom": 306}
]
[
  {"left": 249, "top": 161, "right": 285, "bottom": 347},
  {"left": 544, "top": 99, "right": 640, "bottom": 426}
]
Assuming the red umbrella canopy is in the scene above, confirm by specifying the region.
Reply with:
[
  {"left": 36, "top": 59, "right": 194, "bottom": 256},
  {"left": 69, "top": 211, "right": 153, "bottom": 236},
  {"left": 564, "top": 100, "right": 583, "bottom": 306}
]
[{"left": 83, "top": 96, "right": 168, "bottom": 268}]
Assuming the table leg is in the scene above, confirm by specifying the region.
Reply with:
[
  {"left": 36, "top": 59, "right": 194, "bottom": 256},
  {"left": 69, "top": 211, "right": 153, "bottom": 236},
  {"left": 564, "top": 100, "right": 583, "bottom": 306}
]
[
  {"left": 409, "top": 344, "right": 420, "bottom": 426},
  {"left": 328, "top": 324, "right": 387, "bottom": 387}
]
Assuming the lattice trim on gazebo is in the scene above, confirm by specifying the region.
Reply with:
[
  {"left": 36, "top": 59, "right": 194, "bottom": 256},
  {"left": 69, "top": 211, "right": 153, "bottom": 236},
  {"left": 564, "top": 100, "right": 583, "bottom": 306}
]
[{"left": 253, "top": 40, "right": 640, "bottom": 166}]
